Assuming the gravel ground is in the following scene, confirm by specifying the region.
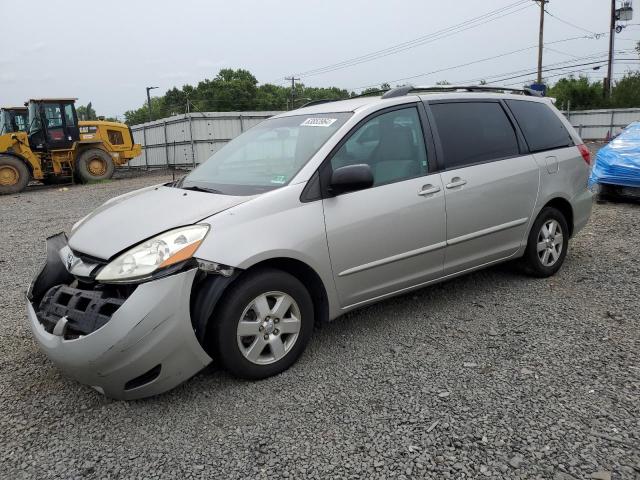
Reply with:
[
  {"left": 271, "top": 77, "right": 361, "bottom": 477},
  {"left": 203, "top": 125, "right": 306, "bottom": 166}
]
[{"left": 0, "top": 172, "right": 638, "bottom": 480}]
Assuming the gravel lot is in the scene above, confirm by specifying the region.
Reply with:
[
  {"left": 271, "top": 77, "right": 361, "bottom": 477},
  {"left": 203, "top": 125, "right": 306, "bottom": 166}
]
[{"left": 0, "top": 172, "right": 638, "bottom": 480}]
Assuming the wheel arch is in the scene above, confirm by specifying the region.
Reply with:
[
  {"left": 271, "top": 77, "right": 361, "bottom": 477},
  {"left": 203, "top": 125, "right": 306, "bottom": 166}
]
[
  {"left": 191, "top": 256, "right": 330, "bottom": 354},
  {"left": 75, "top": 142, "right": 108, "bottom": 155},
  {"left": 0, "top": 152, "right": 34, "bottom": 175},
  {"left": 542, "top": 197, "right": 574, "bottom": 237},
  {"left": 245, "top": 257, "right": 330, "bottom": 326}
]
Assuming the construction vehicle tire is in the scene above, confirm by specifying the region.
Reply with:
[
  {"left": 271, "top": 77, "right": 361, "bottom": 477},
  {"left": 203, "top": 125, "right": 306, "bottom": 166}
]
[
  {"left": 75, "top": 149, "right": 115, "bottom": 183},
  {"left": 0, "top": 155, "right": 30, "bottom": 195}
]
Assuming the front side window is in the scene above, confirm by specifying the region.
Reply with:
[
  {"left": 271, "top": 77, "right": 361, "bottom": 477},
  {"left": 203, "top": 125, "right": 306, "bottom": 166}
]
[
  {"left": 28, "top": 102, "right": 42, "bottom": 133},
  {"left": 0, "top": 110, "right": 9, "bottom": 134},
  {"left": 506, "top": 100, "right": 574, "bottom": 152},
  {"left": 181, "top": 112, "right": 351, "bottom": 195},
  {"left": 331, "top": 107, "right": 428, "bottom": 186},
  {"left": 64, "top": 104, "right": 76, "bottom": 127},
  {"left": 430, "top": 101, "right": 519, "bottom": 169}
]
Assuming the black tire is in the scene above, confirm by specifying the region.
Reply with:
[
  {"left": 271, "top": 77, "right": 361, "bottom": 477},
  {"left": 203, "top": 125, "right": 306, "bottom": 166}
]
[
  {"left": 75, "top": 148, "right": 115, "bottom": 183},
  {"left": 211, "top": 268, "right": 314, "bottom": 379},
  {"left": 0, "top": 155, "right": 30, "bottom": 195},
  {"left": 522, "top": 206, "right": 569, "bottom": 277}
]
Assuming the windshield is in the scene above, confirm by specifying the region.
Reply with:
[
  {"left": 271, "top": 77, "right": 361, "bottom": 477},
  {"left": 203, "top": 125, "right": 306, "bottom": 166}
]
[{"left": 180, "top": 112, "right": 351, "bottom": 195}]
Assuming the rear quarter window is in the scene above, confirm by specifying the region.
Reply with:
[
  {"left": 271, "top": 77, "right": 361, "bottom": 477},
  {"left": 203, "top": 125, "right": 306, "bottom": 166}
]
[{"left": 505, "top": 100, "right": 574, "bottom": 152}]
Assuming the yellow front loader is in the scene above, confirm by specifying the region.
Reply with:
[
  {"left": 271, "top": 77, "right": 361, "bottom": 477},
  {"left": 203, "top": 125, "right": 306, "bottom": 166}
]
[{"left": 0, "top": 98, "right": 141, "bottom": 194}]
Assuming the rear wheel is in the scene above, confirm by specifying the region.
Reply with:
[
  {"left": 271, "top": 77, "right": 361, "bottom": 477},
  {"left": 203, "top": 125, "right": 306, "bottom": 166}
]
[
  {"left": 522, "top": 207, "right": 569, "bottom": 277},
  {"left": 75, "top": 148, "right": 115, "bottom": 183},
  {"left": 0, "top": 155, "right": 30, "bottom": 195},
  {"left": 212, "top": 268, "right": 314, "bottom": 379}
]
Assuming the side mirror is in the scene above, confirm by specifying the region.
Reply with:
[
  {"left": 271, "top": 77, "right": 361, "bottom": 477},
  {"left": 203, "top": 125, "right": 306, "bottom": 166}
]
[{"left": 329, "top": 164, "right": 374, "bottom": 195}]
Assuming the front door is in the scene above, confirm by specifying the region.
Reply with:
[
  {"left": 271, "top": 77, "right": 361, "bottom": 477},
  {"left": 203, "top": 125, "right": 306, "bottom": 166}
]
[
  {"left": 322, "top": 105, "right": 446, "bottom": 308},
  {"left": 37, "top": 102, "right": 79, "bottom": 150},
  {"left": 427, "top": 100, "right": 540, "bottom": 274}
]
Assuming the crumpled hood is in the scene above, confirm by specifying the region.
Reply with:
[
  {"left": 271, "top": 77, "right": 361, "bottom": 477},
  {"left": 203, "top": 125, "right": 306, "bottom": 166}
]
[{"left": 68, "top": 185, "right": 253, "bottom": 260}]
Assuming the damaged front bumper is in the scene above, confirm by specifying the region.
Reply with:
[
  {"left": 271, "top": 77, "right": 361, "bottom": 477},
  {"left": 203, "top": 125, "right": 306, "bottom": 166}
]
[{"left": 26, "top": 233, "right": 212, "bottom": 400}]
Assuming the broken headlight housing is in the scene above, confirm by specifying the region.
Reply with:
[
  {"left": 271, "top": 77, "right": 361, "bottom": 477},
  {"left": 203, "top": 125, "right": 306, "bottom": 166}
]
[{"left": 95, "top": 224, "right": 210, "bottom": 283}]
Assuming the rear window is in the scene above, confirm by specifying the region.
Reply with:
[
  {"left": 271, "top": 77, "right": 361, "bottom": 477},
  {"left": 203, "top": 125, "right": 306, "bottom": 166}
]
[
  {"left": 505, "top": 100, "right": 574, "bottom": 152},
  {"left": 429, "top": 102, "right": 519, "bottom": 169}
]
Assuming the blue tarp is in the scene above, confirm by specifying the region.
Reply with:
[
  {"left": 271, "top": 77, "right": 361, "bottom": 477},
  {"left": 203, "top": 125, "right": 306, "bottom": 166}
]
[{"left": 589, "top": 122, "right": 640, "bottom": 188}]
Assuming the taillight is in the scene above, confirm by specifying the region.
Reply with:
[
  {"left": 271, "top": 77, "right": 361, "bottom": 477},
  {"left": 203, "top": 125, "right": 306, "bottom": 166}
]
[{"left": 577, "top": 144, "right": 591, "bottom": 166}]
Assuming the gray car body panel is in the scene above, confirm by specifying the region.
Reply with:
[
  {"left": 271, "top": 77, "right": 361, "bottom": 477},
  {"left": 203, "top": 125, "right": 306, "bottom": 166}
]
[
  {"left": 27, "top": 91, "right": 592, "bottom": 398},
  {"left": 68, "top": 185, "right": 254, "bottom": 259},
  {"left": 196, "top": 182, "right": 342, "bottom": 319}
]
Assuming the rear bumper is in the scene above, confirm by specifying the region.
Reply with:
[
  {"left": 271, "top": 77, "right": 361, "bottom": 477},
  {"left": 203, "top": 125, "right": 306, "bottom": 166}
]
[
  {"left": 122, "top": 143, "right": 142, "bottom": 161},
  {"left": 27, "top": 236, "right": 212, "bottom": 400},
  {"left": 571, "top": 188, "right": 593, "bottom": 235}
]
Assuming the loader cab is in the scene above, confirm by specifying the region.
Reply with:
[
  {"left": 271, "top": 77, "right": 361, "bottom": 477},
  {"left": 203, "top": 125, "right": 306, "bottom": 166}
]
[
  {"left": 0, "top": 107, "right": 28, "bottom": 134},
  {"left": 27, "top": 98, "right": 79, "bottom": 151}
]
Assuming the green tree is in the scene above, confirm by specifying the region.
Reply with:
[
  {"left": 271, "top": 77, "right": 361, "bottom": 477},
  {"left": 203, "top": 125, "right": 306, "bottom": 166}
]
[
  {"left": 76, "top": 102, "right": 97, "bottom": 120},
  {"left": 194, "top": 68, "right": 259, "bottom": 111},
  {"left": 547, "top": 76, "right": 604, "bottom": 110},
  {"left": 123, "top": 68, "right": 360, "bottom": 123},
  {"left": 610, "top": 71, "right": 640, "bottom": 108}
]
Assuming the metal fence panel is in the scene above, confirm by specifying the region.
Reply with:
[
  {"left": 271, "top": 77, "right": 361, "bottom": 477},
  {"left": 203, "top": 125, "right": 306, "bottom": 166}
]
[
  {"left": 563, "top": 108, "right": 640, "bottom": 140},
  {"left": 128, "top": 112, "right": 280, "bottom": 168}
]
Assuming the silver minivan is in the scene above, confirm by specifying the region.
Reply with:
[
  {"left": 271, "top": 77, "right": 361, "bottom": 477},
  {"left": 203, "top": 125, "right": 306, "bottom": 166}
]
[{"left": 27, "top": 86, "right": 593, "bottom": 399}]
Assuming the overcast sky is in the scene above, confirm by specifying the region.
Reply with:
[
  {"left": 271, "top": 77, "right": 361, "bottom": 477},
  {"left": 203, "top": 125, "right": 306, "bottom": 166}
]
[{"left": 1, "top": 0, "right": 638, "bottom": 119}]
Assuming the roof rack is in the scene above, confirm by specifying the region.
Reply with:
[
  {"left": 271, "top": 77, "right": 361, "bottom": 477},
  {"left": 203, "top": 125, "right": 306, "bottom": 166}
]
[
  {"left": 298, "top": 88, "right": 391, "bottom": 109},
  {"left": 381, "top": 85, "right": 543, "bottom": 99}
]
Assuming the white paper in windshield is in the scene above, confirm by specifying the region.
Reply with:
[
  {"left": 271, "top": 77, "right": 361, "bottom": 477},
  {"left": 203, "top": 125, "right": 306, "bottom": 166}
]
[{"left": 300, "top": 118, "right": 337, "bottom": 127}]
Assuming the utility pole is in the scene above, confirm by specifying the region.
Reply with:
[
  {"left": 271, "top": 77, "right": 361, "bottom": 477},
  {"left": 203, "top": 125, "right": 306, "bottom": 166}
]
[
  {"left": 146, "top": 86, "right": 158, "bottom": 122},
  {"left": 536, "top": 0, "right": 548, "bottom": 85},
  {"left": 285, "top": 76, "right": 300, "bottom": 110},
  {"left": 605, "top": 0, "right": 616, "bottom": 98}
]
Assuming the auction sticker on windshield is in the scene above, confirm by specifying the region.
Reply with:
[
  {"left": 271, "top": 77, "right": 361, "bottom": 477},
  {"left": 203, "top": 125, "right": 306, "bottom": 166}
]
[
  {"left": 300, "top": 118, "right": 338, "bottom": 127},
  {"left": 270, "top": 175, "right": 287, "bottom": 184}
]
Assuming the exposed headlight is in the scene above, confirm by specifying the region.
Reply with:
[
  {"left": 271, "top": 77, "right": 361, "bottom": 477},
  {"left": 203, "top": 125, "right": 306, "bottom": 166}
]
[{"left": 95, "top": 224, "right": 209, "bottom": 283}]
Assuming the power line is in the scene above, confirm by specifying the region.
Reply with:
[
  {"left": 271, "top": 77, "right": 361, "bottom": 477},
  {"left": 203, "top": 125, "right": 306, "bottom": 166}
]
[
  {"left": 269, "top": 0, "right": 533, "bottom": 82},
  {"left": 544, "top": 46, "right": 581, "bottom": 59},
  {"left": 502, "top": 64, "right": 636, "bottom": 87},
  {"left": 353, "top": 34, "right": 607, "bottom": 91},
  {"left": 455, "top": 51, "right": 636, "bottom": 85},
  {"left": 544, "top": 8, "right": 602, "bottom": 37},
  {"left": 456, "top": 49, "right": 633, "bottom": 84},
  {"left": 485, "top": 58, "right": 639, "bottom": 85}
]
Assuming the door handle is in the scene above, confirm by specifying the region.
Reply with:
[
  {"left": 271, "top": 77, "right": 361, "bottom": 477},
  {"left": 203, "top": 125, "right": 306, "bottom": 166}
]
[
  {"left": 418, "top": 184, "right": 441, "bottom": 196},
  {"left": 445, "top": 177, "right": 467, "bottom": 189}
]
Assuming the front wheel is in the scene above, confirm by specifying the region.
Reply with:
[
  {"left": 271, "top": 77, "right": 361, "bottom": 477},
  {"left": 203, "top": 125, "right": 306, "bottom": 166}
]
[
  {"left": 212, "top": 268, "right": 314, "bottom": 379},
  {"left": 522, "top": 207, "right": 569, "bottom": 277},
  {"left": 0, "top": 155, "right": 30, "bottom": 195}
]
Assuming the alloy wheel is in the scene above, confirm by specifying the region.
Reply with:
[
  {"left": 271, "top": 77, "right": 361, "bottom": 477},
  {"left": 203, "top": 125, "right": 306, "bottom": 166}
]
[
  {"left": 236, "top": 291, "right": 302, "bottom": 365},
  {"left": 537, "top": 219, "right": 563, "bottom": 267}
]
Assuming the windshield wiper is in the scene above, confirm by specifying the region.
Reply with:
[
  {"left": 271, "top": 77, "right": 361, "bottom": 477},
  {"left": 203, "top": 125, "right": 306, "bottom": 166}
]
[{"left": 180, "top": 185, "right": 225, "bottom": 195}]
